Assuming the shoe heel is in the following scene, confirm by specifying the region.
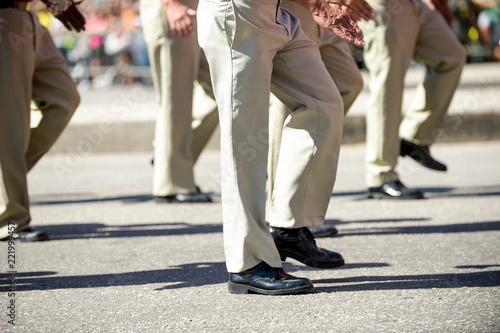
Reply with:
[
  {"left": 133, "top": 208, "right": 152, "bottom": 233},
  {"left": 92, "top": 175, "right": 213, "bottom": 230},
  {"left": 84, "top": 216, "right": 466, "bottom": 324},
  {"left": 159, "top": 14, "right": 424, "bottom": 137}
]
[{"left": 228, "top": 282, "right": 250, "bottom": 294}]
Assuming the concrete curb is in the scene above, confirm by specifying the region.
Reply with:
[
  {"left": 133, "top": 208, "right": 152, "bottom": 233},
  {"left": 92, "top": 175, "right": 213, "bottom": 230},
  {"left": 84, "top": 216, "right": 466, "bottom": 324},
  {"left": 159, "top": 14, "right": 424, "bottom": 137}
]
[
  {"left": 48, "top": 63, "right": 500, "bottom": 154},
  {"left": 50, "top": 111, "right": 500, "bottom": 156}
]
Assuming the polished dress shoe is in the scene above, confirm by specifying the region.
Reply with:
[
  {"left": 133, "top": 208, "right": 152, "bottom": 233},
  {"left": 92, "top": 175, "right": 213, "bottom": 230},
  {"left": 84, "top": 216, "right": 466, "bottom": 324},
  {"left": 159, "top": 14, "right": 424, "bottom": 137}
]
[
  {"left": 309, "top": 225, "right": 338, "bottom": 238},
  {"left": 400, "top": 138, "right": 447, "bottom": 171},
  {"left": 1, "top": 228, "right": 50, "bottom": 242},
  {"left": 154, "top": 191, "right": 212, "bottom": 203},
  {"left": 368, "top": 180, "right": 424, "bottom": 199},
  {"left": 265, "top": 223, "right": 338, "bottom": 238},
  {"left": 269, "top": 227, "right": 345, "bottom": 268},
  {"left": 228, "top": 261, "right": 313, "bottom": 295}
]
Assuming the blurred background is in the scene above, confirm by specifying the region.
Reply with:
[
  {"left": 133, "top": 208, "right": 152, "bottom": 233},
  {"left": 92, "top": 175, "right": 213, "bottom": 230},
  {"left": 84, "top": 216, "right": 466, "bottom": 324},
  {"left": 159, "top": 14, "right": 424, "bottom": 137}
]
[
  {"left": 36, "top": 0, "right": 151, "bottom": 90},
  {"left": 34, "top": 0, "right": 500, "bottom": 90},
  {"left": 29, "top": 0, "right": 499, "bottom": 155}
]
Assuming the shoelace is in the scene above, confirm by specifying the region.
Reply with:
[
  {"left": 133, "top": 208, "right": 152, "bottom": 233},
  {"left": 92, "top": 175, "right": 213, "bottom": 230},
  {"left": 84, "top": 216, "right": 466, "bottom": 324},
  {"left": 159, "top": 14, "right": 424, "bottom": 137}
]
[{"left": 301, "top": 227, "right": 319, "bottom": 249}]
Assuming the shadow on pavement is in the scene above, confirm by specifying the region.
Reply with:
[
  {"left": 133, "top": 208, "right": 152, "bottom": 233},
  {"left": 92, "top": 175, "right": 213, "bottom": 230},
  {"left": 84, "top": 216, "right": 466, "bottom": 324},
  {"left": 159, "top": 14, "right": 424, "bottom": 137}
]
[
  {"left": 29, "top": 192, "right": 220, "bottom": 206},
  {"left": 455, "top": 265, "right": 500, "bottom": 269},
  {"left": 30, "top": 194, "right": 154, "bottom": 205},
  {"left": 0, "top": 262, "right": 227, "bottom": 292},
  {"left": 332, "top": 187, "right": 455, "bottom": 199},
  {"left": 334, "top": 185, "right": 500, "bottom": 200},
  {"left": 3, "top": 265, "right": 498, "bottom": 293},
  {"left": 313, "top": 270, "right": 500, "bottom": 293},
  {"left": 28, "top": 185, "right": 499, "bottom": 206},
  {"left": 38, "top": 222, "right": 223, "bottom": 240},
  {"left": 36, "top": 219, "right": 499, "bottom": 240},
  {"left": 336, "top": 220, "right": 500, "bottom": 237},
  {"left": 423, "top": 185, "right": 500, "bottom": 198},
  {"left": 284, "top": 262, "right": 392, "bottom": 273},
  {"left": 324, "top": 218, "right": 430, "bottom": 225}
]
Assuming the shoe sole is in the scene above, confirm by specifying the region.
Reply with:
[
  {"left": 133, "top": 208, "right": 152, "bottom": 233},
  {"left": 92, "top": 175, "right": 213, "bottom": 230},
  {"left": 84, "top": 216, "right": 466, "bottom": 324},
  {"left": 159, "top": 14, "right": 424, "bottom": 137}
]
[
  {"left": 310, "top": 229, "right": 338, "bottom": 238},
  {"left": 367, "top": 192, "right": 424, "bottom": 200},
  {"left": 280, "top": 252, "right": 345, "bottom": 269},
  {"left": 228, "top": 282, "right": 313, "bottom": 295},
  {"left": 153, "top": 197, "right": 212, "bottom": 203}
]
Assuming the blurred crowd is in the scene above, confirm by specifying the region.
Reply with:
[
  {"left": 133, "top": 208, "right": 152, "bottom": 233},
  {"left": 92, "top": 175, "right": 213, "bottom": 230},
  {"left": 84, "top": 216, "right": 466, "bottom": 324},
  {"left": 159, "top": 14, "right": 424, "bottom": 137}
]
[
  {"left": 34, "top": 0, "right": 499, "bottom": 89},
  {"left": 451, "top": 0, "right": 500, "bottom": 61},
  {"left": 37, "top": 0, "right": 150, "bottom": 89}
]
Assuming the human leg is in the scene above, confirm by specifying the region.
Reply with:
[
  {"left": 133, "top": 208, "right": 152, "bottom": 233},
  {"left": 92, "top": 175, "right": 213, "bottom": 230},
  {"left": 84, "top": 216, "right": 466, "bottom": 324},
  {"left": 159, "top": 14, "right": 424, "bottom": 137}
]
[
  {"left": 198, "top": 0, "right": 286, "bottom": 273},
  {"left": 141, "top": 0, "right": 200, "bottom": 197},
  {"left": 0, "top": 10, "right": 35, "bottom": 238},
  {"left": 266, "top": 3, "right": 361, "bottom": 228},
  {"left": 28, "top": 19, "right": 80, "bottom": 171},
  {"left": 199, "top": 0, "right": 345, "bottom": 296},
  {"left": 318, "top": 34, "right": 363, "bottom": 113},
  {"left": 267, "top": 7, "right": 345, "bottom": 267},
  {"left": 359, "top": 0, "right": 418, "bottom": 188},
  {"left": 399, "top": 2, "right": 466, "bottom": 146},
  {"left": 269, "top": 33, "right": 344, "bottom": 230},
  {"left": 190, "top": 53, "right": 219, "bottom": 163}
]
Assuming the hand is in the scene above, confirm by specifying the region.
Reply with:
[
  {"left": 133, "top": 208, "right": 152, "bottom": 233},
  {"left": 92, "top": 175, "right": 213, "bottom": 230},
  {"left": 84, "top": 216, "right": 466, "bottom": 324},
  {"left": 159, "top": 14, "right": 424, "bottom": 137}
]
[
  {"left": 310, "top": 1, "right": 365, "bottom": 46},
  {"left": 42, "top": 0, "right": 86, "bottom": 32},
  {"left": 162, "top": 0, "right": 197, "bottom": 37},
  {"left": 425, "top": 0, "right": 454, "bottom": 26},
  {"left": 338, "top": 0, "right": 374, "bottom": 22}
]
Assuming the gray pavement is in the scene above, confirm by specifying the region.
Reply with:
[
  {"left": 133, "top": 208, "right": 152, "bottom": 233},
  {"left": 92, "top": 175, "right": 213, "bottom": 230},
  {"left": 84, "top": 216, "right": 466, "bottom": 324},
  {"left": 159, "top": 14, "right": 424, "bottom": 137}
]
[{"left": 1, "top": 141, "right": 499, "bottom": 332}]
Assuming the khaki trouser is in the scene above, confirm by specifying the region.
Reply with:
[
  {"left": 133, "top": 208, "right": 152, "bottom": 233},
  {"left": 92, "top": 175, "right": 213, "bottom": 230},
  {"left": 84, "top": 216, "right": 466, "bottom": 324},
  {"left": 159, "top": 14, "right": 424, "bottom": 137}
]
[
  {"left": 358, "top": 0, "right": 466, "bottom": 187},
  {"left": 267, "top": 0, "right": 364, "bottom": 215},
  {"left": 198, "top": 0, "right": 344, "bottom": 272},
  {"left": 0, "top": 9, "right": 79, "bottom": 238},
  {"left": 140, "top": 0, "right": 218, "bottom": 197}
]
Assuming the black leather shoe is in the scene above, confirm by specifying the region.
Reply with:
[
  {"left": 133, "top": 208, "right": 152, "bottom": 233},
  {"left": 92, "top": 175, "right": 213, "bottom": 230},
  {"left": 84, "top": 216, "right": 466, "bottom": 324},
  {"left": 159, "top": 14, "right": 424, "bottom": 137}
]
[
  {"left": 400, "top": 138, "right": 447, "bottom": 171},
  {"left": 269, "top": 227, "right": 345, "bottom": 268},
  {"left": 1, "top": 228, "right": 50, "bottom": 242},
  {"left": 309, "top": 225, "right": 338, "bottom": 238},
  {"left": 154, "top": 191, "right": 212, "bottom": 203},
  {"left": 228, "top": 261, "right": 313, "bottom": 295},
  {"left": 368, "top": 180, "right": 424, "bottom": 199}
]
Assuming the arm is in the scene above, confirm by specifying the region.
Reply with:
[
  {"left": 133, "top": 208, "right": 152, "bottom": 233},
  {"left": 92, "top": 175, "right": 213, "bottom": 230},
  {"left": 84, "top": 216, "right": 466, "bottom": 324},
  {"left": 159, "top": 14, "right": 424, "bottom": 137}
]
[
  {"left": 295, "top": 0, "right": 365, "bottom": 46},
  {"left": 161, "top": 0, "right": 197, "bottom": 38},
  {"left": 41, "top": 0, "right": 86, "bottom": 32}
]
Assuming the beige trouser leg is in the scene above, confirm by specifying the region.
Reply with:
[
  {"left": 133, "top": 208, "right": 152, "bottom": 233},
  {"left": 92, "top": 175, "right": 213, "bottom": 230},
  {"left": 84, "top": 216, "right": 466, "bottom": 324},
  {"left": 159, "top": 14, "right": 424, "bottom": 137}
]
[
  {"left": 141, "top": 0, "right": 218, "bottom": 197},
  {"left": 191, "top": 55, "right": 219, "bottom": 162},
  {"left": 29, "top": 20, "right": 80, "bottom": 170},
  {"left": 0, "top": 11, "right": 79, "bottom": 238},
  {"left": 198, "top": 0, "right": 344, "bottom": 273},
  {"left": 267, "top": 0, "right": 363, "bottom": 215},
  {"left": 359, "top": 0, "right": 466, "bottom": 187}
]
